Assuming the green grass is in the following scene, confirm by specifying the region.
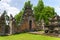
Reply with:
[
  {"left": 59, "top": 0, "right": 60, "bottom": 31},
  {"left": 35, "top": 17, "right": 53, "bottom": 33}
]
[{"left": 0, "top": 33, "right": 60, "bottom": 40}]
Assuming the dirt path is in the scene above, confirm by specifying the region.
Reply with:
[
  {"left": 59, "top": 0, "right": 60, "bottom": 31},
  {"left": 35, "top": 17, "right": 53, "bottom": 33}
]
[
  {"left": 29, "top": 31, "right": 44, "bottom": 35},
  {"left": 29, "top": 31, "right": 60, "bottom": 38}
]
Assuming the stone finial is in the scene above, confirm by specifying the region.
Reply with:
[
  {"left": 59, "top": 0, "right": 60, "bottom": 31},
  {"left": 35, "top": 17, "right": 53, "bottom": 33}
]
[{"left": 10, "top": 14, "right": 13, "bottom": 20}]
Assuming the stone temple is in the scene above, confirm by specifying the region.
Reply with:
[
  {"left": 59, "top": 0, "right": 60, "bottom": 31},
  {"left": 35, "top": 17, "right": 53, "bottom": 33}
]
[
  {"left": 0, "top": 2, "right": 41, "bottom": 35},
  {"left": 0, "top": 1, "right": 60, "bottom": 36}
]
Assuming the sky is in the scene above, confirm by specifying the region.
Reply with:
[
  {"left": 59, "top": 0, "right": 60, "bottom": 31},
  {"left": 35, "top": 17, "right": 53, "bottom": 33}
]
[{"left": 0, "top": 0, "right": 60, "bottom": 17}]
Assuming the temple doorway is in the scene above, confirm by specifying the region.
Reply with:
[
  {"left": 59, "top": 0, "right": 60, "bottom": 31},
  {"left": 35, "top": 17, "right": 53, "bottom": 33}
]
[{"left": 29, "top": 20, "right": 32, "bottom": 31}]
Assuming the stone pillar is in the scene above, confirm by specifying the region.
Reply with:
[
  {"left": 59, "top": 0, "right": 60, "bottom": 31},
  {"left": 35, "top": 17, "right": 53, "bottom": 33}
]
[
  {"left": 9, "top": 14, "right": 14, "bottom": 35},
  {"left": 0, "top": 14, "right": 6, "bottom": 35},
  {"left": 9, "top": 14, "right": 16, "bottom": 35},
  {"left": 9, "top": 20, "right": 13, "bottom": 35},
  {"left": 41, "top": 19, "right": 45, "bottom": 30}
]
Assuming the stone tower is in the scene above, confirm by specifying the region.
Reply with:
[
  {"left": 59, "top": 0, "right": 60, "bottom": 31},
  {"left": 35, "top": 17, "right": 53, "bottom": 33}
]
[
  {"left": 19, "top": 1, "right": 36, "bottom": 32},
  {"left": 0, "top": 11, "right": 6, "bottom": 35}
]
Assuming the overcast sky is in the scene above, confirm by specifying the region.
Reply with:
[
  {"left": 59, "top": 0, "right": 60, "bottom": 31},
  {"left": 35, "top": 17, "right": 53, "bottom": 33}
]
[{"left": 0, "top": 0, "right": 60, "bottom": 17}]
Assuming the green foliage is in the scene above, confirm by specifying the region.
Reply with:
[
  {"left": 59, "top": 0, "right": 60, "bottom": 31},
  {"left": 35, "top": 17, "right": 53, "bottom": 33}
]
[
  {"left": 23, "top": 1, "right": 33, "bottom": 11},
  {"left": 24, "top": 1, "right": 33, "bottom": 8},
  {"left": 37, "top": 0, "right": 44, "bottom": 12},
  {"left": 33, "top": 0, "right": 56, "bottom": 24},
  {"left": 42, "top": 6, "right": 56, "bottom": 24},
  {"left": 15, "top": 11, "right": 23, "bottom": 24},
  {"left": 43, "top": 6, "right": 56, "bottom": 18},
  {"left": 34, "top": 0, "right": 44, "bottom": 21}
]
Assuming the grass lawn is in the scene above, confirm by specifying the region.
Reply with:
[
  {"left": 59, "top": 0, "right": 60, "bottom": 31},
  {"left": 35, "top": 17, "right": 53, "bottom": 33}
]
[{"left": 0, "top": 33, "right": 60, "bottom": 40}]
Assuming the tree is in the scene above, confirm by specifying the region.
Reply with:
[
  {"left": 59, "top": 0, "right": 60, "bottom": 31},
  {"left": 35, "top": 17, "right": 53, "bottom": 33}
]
[
  {"left": 37, "top": 0, "right": 44, "bottom": 12},
  {"left": 33, "top": 0, "right": 56, "bottom": 24},
  {"left": 23, "top": 1, "right": 33, "bottom": 11},
  {"left": 34, "top": 0, "right": 44, "bottom": 21},
  {"left": 15, "top": 11, "right": 23, "bottom": 24}
]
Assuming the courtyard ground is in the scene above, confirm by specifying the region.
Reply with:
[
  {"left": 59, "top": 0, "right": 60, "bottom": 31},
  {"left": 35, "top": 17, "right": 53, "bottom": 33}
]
[{"left": 0, "top": 32, "right": 60, "bottom": 40}]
